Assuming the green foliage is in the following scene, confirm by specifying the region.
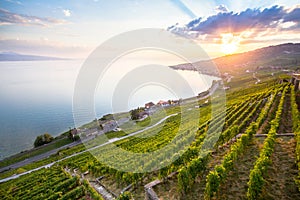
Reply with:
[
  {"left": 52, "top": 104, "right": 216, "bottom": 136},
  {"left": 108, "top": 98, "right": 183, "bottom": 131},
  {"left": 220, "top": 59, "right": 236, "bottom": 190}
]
[
  {"left": 0, "top": 167, "right": 87, "bottom": 200},
  {"left": 73, "top": 135, "right": 80, "bottom": 141},
  {"left": 247, "top": 168, "right": 264, "bottom": 199},
  {"left": 291, "top": 85, "right": 300, "bottom": 190},
  {"left": 291, "top": 86, "right": 300, "bottom": 132},
  {"left": 34, "top": 133, "right": 54, "bottom": 147},
  {"left": 100, "top": 114, "right": 113, "bottom": 121},
  {"left": 204, "top": 87, "right": 281, "bottom": 199},
  {"left": 130, "top": 107, "right": 145, "bottom": 120},
  {"left": 105, "top": 130, "right": 128, "bottom": 139},
  {"left": 53, "top": 176, "right": 79, "bottom": 193},
  {"left": 205, "top": 171, "right": 221, "bottom": 200},
  {"left": 61, "top": 185, "right": 85, "bottom": 200},
  {"left": 117, "top": 191, "right": 134, "bottom": 200},
  {"left": 247, "top": 86, "right": 287, "bottom": 200},
  {"left": 177, "top": 167, "right": 190, "bottom": 193},
  {"left": 177, "top": 155, "right": 209, "bottom": 193},
  {"left": 15, "top": 167, "right": 26, "bottom": 174}
]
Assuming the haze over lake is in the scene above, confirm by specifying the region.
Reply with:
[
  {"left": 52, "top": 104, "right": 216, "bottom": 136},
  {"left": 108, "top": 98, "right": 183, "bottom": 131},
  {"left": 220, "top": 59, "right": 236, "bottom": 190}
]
[{"left": 0, "top": 59, "right": 218, "bottom": 159}]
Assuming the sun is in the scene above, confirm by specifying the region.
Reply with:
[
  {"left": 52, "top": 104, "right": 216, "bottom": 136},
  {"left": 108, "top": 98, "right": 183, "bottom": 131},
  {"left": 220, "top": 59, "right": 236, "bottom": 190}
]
[
  {"left": 221, "top": 42, "right": 238, "bottom": 55},
  {"left": 221, "top": 33, "right": 239, "bottom": 55}
]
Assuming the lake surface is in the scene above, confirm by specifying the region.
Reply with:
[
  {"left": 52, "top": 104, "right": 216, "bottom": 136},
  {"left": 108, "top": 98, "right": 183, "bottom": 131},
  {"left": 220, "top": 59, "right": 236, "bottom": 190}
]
[{"left": 0, "top": 59, "right": 218, "bottom": 159}]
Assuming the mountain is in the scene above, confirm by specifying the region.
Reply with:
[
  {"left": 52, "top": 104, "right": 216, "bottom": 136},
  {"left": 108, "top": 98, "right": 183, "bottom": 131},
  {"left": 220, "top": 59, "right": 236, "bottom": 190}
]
[
  {"left": 0, "top": 52, "right": 67, "bottom": 61},
  {"left": 170, "top": 43, "right": 300, "bottom": 76}
]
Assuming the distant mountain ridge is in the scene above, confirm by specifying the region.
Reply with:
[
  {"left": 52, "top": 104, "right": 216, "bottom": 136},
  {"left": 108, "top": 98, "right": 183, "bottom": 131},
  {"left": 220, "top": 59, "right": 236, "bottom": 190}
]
[
  {"left": 170, "top": 43, "right": 300, "bottom": 76},
  {"left": 0, "top": 52, "right": 67, "bottom": 61}
]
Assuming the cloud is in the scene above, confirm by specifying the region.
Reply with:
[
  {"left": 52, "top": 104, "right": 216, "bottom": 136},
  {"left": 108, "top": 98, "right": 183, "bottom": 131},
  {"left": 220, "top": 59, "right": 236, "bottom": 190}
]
[
  {"left": 63, "top": 9, "right": 71, "bottom": 17},
  {"left": 283, "top": 7, "right": 300, "bottom": 22},
  {"left": 168, "top": 5, "right": 300, "bottom": 42},
  {"left": 0, "top": 8, "right": 67, "bottom": 26},
  {"left": 215, "top": 5, "right": 228, "bottom": 13},
  {"left": 4, "top": 0, "right": 22, "bottom": 5}
]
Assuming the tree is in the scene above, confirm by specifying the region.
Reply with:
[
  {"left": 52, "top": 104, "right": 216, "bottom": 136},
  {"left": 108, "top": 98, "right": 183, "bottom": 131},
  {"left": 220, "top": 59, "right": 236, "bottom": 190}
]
[
  {"left": 68, "top": 127, "right": 73, "bottom": 140},
  {"left": 34, "top": 135, "right": 44, "bottom": 147},
  {"left": 34, "top": 133, "right": 54, "bottom": 147},
  {"left": 43, "top": 133, "right": 54, "bottom": 143},
  {"left": 74, "top": 135, "right": 80, "bottom": 141},
  {"left": 68, "top": 128, "right": 79, "bottom": 141},
  {"left": 130, "top": 107, "right": 144, "bottom": 120}
]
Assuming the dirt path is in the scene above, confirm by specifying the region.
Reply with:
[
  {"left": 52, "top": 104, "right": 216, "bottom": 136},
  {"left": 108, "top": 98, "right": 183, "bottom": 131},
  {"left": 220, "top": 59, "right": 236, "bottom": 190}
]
[{"left": 260, "top": 138, "right": 300, "bottom": 200}]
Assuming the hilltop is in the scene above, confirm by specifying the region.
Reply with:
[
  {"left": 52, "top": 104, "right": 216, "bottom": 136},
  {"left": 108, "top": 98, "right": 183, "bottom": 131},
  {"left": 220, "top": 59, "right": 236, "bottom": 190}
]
[{"left": 171, "top": 43, "right": 300, "bottom": 76}]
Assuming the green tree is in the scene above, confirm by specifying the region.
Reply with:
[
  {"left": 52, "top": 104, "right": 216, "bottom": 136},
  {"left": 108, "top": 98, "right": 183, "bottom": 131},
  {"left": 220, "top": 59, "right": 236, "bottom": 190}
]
[
  {"left": 68, "top": 127, "right": 73, "bottom": 140},
  {"left": 130, "top": 107, "right": 144, "bottom": 120},
  {"left": 43, "top": 133, "right": 54, "bottom": 143},
  {"left": 74, "top": 135, "right": 80, "bottom": 141},
  {"left": 34, "top": 133, "right": 54, "bottom": 147},
  {"left": 34, "top": 135, "right": 44, "bottom": 147}
]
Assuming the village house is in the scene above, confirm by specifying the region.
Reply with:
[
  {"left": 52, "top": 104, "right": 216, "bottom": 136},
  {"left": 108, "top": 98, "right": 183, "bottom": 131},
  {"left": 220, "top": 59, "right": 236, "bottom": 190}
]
[
  {"left": 100, "top": 120, "right": 118, "bottom": 133},
  {"left": 145, "top": 102, "right": 155, "bottom": 109},
  {"left": 71, "top": 128, "right": 78, "bottom": 136},
  {"left": 80, "top": 128, "right": 99, "bottom": 137},
  {"left": 169, "top": 100, "right": 179, "bottom": 105},
  {"left": 157, "top": 100, "right": 169, "bottom": 107}
]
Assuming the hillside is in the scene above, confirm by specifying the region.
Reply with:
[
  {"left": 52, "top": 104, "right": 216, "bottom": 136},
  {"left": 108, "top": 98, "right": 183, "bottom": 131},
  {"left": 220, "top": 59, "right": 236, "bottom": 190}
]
[{"left": 170, "top": 43, "right": 300, "bottom": 76}]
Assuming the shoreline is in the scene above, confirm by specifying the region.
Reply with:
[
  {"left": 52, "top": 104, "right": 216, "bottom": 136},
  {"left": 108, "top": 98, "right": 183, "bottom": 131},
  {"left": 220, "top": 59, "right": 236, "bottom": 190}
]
[
  {"left": 0, "top": 77, "right": 221, "bottom": 167},
  {"left": 0, "top": 71, "right": 220, "bottom": 164}
]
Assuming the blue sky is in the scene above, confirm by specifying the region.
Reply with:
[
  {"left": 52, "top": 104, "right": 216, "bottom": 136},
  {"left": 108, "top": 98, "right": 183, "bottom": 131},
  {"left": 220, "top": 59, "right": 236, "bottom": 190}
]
[{"left": 0, "top": 0, "right": 299, "bottom": 58}]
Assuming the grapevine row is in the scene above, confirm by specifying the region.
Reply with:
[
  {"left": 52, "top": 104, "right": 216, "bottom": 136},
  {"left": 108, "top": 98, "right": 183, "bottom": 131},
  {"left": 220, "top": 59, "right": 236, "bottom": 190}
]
[
  {"left": 246, "top": 86, "right": 287, "bottom": 199},
  {"left": 203, "top": 89, "right": 277, "bottom": 199},
  {"left": 291, "top": 85, "right": 300, "bottom": 189},
  {"left": 176, "top": 92, "right": 269, "bottom": 194}
]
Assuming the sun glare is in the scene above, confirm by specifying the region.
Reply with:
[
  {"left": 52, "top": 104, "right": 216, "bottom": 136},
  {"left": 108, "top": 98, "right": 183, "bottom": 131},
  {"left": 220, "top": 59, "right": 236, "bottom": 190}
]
[{"left": 221, "top": 33, "right": 239, "bottom": 55}]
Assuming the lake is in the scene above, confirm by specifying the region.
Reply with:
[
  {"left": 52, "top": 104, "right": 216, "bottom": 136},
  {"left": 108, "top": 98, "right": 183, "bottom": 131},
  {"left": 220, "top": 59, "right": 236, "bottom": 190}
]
[{"left": 0, "top": 59, "right": 218, "bottom": 159}]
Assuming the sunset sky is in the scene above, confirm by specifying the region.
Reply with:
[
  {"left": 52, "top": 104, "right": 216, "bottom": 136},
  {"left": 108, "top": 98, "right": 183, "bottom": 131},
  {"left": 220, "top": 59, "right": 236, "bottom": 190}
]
[{"left": 0, "top": 0, "right": 300, "bottom": 58}]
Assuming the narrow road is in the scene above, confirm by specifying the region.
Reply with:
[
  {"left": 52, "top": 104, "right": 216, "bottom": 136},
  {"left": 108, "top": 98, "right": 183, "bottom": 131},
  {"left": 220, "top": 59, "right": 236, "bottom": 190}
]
[
  {"left": 253, "top": 72, "right": 261, "bottom": 84},
  {"left": 0, "top": 113, "right": 178, "bottom": 183},
  {"left": 0, "top": 140, "right": 82, "bottom": 173}
]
